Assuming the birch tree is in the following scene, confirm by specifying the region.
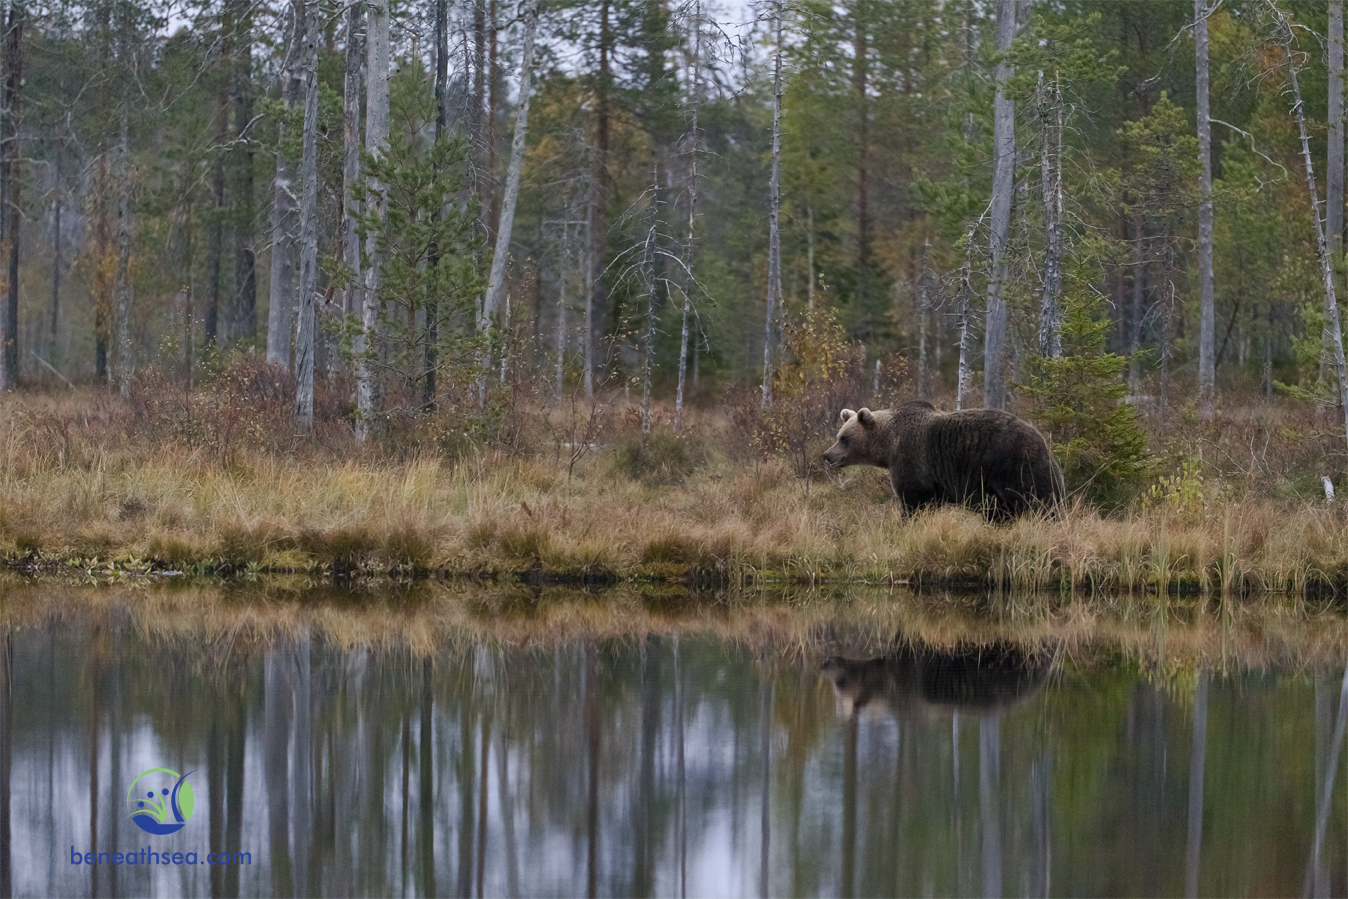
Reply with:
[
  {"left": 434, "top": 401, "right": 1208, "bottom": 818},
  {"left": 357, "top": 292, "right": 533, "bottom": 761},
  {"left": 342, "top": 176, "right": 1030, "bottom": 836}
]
[
  {"left": 342, "top": 1, "right": 363, "bottom": 322},
  {"left": 983, "top": 0, "right": 1018, "bottom": 411},
  {"left": 480, "top": 0, "right": 541, "bottom": 397},
  {"left": 674, "top": 0, "right": 705, "bottom": 430},
  {"left": 1196, "top": 0, "right": 1215, "bottom": 415},
  {"left": 294, "top": 0, "right": 319, "bottom": 432},
  {"left": 268, "top": 0, "right": 305, "bottom": 370},
  {"left": 356, "top": 0, "right": 389, "bottom": 445},
  {"left": 0, "top": 2, "right": 21, "bottom": 390},
  {"left": 1271, "top": 2, "right": 1348, "bottom": 459},
  {"left": 762, "top": 0, "right": 784, "bottom": 408}
]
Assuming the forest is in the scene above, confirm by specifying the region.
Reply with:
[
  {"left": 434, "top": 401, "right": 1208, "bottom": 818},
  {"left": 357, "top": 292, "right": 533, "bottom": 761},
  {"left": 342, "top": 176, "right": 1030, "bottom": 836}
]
[
  {"left": 0, "top": 0, "right": 1342, "bottom": 420},
  {"left": 3, "top": 0, "right": 1348, "bottom": 587}
]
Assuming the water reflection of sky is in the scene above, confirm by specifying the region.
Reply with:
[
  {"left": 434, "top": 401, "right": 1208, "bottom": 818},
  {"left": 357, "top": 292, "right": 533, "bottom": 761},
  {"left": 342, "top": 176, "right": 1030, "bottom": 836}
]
[{"left": 1, "top": 596, "right": 1347, "bottom": 897}]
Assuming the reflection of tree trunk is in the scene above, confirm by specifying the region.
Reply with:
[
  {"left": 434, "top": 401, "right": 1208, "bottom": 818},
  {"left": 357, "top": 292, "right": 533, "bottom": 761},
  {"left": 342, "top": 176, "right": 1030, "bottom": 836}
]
[
  {"left": 293, "top": 630, "right": 312, "bottom": 898},
  {"left": 979, "top": 716, "right": 1001, "bottom": 899},
  {"left": 759, "top": 679, "right": 772, "bottom": 899},
  {"left": 209, "top": 718, "right": 223, "bottom": 898},
  {"left": 419, "top": 659, "right": 435, "bottom": 898},
  {"left": 401, "top": 710, "right": 410, "bottom": 891},
  {"left": 586, "top": 642, "right": 600, "bottom": 899},
  {"left": 842, "top": 714, "right": 857, "bottom": 899},
  {"left": 1030, "top": 754, "right": 1050, "bottom": 898},
  {"left": 634, "top": 638, "right": 657, "bottom": 895},
  {"left": 495, "top": 715, "right": 519, "bottom": 896},
  {"left": 1185, "top": 673, "right": 1207, "bottom": 898},
  {"left": 1306, "top": 665, "right": 1348, "bottom": 896},
  {"left": 265, "top": 648, "right": 294, "bottom": 897},
  {"left": 674, "top": 636, "right": 687, "bottom": 899},
  {"left": 457, "top": 689, "right": 474, "bottom": 899},
  {"left": 476, "top": 708, "right": 491, "bottom": 898},
  {"left": 0, "top": 627, "right": 10, "bottom": 899},
  {"left": 225, "top": 697, "right": 245, "bottom": 899}
]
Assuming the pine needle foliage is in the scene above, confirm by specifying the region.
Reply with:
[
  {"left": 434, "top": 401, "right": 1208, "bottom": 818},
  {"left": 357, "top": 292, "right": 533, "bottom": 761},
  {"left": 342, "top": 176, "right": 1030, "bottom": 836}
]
[{"left": 1021, "top": 292, "right": 1157, "bottom": 513}]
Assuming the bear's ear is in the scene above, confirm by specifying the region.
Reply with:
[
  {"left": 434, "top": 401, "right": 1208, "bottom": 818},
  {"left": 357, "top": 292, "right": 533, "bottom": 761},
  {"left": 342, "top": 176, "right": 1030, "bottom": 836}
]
[
  {"left": 858, "top": 408, "right": 876, "bottom": 427},
  {"left": 839, "top": 408, "right": 856, "bottom": 423}
]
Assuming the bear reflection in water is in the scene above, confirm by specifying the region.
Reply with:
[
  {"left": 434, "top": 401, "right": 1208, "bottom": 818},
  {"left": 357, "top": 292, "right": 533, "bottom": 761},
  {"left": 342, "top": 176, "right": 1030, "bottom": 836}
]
[{"left": 821, "top": 640, "right": 1046, "bottom": 720}]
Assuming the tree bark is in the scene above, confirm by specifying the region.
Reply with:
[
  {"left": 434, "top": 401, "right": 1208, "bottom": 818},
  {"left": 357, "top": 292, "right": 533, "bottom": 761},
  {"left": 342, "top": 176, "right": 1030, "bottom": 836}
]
[
  {"left": 480, "top": 0, "right": 540, "bottom": 382},
  {"left": 342, "top": 0, "right": 363, "bottom": 321},
  {"left": 675, "top": 0, "right": 702, "bottom": 431},
  {"left": 762, "top": 0, "right": 784, "bottom": 408},
  {"left": 229, "top": 0, "right": 257, "bottom": 350},
  {"left": 853, "top": 0, "right": 870, "bottom": 336},
  {"left": 206, "top": 84, "right": 227, "bottom": 349},
  {"left": 1038, "top": 70, "right": 1063, "bottom": 359},
  {"left": 1331, "top": 0, "right": 1344, "bottom": 258},
  {"left": 590, "top": 0, "right": 612, "bottom": 383},
  {"left": 1196, "top": 0, "right": 1215, "bottom": 415},
  {"left": 268, "top": 0, "right": 305, "bottom": 369},
  {"left": 426, "top": 0, "right": 448, "bottom": 410},
  {"left": 983, "top": 0, "right": 1017, "bottom": 410},
  {"left": 1280, "top": 9, "right": 1348, "bottom": 465},
  {"left": 356, "top": 0, "right": 389, "bottom": 445},
  {"left": 114, "top": 103, "right": 132, "bottom": 396},
  {"left": 0, "top": 2, "right": 21, "bottom": 389},
  {"left": 294, "top": 0, "right": 319, "bottom": 432}
]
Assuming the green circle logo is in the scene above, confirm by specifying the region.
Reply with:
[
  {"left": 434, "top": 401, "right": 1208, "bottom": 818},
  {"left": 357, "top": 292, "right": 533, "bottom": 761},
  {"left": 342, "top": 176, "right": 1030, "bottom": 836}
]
[{"left": 126, "top": 768, "right": 195, "bottom": 836}]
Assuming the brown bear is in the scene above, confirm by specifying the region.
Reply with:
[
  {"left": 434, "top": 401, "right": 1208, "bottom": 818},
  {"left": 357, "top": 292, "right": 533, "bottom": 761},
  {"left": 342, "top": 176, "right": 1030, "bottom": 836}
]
[
  {"left": 821, "top": 639, "right": 1046, "bottom": 720},
  {"left": 822, "top": 400, "right": 1063, "bottom": 520}
]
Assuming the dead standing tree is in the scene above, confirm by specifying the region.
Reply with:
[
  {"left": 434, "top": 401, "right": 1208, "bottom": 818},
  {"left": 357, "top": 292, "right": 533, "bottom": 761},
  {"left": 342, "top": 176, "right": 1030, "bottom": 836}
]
[{"left": 1268, "top": 2, "right": 1348, "bottom": 462}]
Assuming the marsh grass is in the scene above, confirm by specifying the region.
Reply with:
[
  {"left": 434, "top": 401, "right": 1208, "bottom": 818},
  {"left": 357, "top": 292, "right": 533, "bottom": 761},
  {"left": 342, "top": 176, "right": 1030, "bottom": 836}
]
[
  {"left": 4, "top": 388, "right": 1348, "bottom": 599},
  {"left": 2, "top": 580, "right": 1346, "bottom": 673}
]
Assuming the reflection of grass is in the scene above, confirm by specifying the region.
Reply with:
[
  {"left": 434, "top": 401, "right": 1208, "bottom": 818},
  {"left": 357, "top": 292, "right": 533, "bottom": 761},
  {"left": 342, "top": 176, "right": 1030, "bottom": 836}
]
[
  {"left": 2, "top": 581, "right": 1347, "bottom": 672},
  {"left": 4, "top": 391, "right": 1348, "bottom": 597}
]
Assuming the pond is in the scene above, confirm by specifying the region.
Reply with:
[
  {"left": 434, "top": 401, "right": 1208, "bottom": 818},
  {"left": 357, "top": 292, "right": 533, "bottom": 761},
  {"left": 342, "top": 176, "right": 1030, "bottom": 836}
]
[{"left": 1, "top": 583, "right": 1347, "bottom": 897}]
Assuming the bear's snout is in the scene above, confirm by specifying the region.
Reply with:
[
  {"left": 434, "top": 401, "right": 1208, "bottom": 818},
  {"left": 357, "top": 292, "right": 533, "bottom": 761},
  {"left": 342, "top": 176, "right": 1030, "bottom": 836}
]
[{"left": 823, "top": 444, "right": 844, "bottom": 467}]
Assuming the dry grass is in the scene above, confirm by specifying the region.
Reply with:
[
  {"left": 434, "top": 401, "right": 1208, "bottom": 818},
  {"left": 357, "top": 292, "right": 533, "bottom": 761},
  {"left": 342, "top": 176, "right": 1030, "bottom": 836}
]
[
  {"left": 2, "top": 387, "right": 1348, "bottom": 598},
  {"left": 2, "top": 580, "right": 1344, "bottom": 673}
]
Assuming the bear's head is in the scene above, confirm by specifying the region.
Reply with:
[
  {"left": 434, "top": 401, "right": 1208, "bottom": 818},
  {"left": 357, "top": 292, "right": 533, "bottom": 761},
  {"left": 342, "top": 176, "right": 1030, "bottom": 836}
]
[{"left": 823, "top": 407, "right": 882, "bottom": 469}]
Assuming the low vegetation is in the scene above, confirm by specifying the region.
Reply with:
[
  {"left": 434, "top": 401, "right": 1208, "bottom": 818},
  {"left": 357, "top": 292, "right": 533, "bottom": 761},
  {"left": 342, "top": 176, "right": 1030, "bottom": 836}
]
[{"left": 3, "top": 351, "right": 1348, "bottom": 600}]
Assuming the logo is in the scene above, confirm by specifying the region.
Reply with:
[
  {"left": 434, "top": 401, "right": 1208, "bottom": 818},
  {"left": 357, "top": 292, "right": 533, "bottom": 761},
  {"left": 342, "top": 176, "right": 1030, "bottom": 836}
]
[{"left": 126, "top": 768, "right": 195, "bottom": 836}]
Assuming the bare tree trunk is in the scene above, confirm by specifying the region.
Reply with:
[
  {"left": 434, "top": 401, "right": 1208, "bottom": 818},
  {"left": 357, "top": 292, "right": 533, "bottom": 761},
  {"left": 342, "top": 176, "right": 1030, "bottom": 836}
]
[
  {"left": 114, "top": 103, "right": 132, "bottom": 397},
  {"left": 557, "top": 220, "right": 569, "bottom": 398},
  {"left": 1332, "top": 1, "right": 1344, "bottom": 259},
  {"left": 268, "top": 1, "right": 304, "bottom": 370},
  {"left": 918, "top": 241, "right": 931, "bottom": 397},
  {"left": 675, "top": 0, "right": 703, "bottom": 431},
  {"left": 1196, "top": 0, "right": 1215, "bottom": 415},
  {"left": 50, "top": 160, "right": 60, "bottom": 351},
  {"left": 583, "top": 173, "right": 595, "bottom": 396},
  {"left": 1279, "top": 6, "right": 1348, "bottom": 463},
  {"left": 356, "top": 0, "right": 389, "bottom": 445},
  {"left": 590, "top": 0, "right": 612, "bottom": 391},
  {"left": 853, "top": 0, "right": 870, "bottom": 336},
  {"left": 480, "top": 0, "right": 540, "bottom": 391},
  {"left": 956, "top": 232, "right": 975, "bottom": 411},
  {"left": 806, "top": 201, "right": 815, "bottom": 312},
  {"left": 426, "top": 0, "right": 448, "bottom": 411},
  {"left": 0, "top": 2, "right": 22, "bottom": 390},
  {"left": 294, "top": 0, "right": 319, "bottom": 433},
  {"left": 983, "top": 0, "right": 1017, "bottom": 410},
  {"left": 230, "top": 0, "right": 256, "bottom": 349},
  {"left": 206, "top": 87, "right": 227, "bottom": 349},
  {"left": 640, "top": 191, "right": 657, "bottom": 435},
  {"left": 1038, "top": 70, "right": 1063, "bottom": 359},
  {"left": 342, "top": 1, "right": 363, "bottom": 321},
  {"left": 762, "top": 0, "right": 784, "bottom": 408}
]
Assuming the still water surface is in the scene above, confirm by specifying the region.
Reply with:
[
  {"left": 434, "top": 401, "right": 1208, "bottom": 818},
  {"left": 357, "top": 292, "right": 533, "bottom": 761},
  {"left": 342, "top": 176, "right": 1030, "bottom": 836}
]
[{"left": 1, "top": 588, "right": 1347, "bottom": 897}]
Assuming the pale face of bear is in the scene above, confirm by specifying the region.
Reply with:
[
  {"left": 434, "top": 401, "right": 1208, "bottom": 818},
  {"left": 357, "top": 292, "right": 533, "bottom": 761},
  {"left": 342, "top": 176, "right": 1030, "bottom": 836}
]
[{"left": 822, "top": 407, "right": 879, "bottom": 468}]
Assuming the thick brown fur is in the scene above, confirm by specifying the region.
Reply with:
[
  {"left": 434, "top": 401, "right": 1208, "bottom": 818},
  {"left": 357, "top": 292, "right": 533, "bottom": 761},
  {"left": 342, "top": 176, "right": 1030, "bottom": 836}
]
[{"left": 822, "top": 400, "right": 1064, "bottom": 521}]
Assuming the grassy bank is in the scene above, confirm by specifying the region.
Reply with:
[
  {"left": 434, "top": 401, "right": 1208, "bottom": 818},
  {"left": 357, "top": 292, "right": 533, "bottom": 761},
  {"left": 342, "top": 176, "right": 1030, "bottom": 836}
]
[
  {"left": 4, "top": 579, "right": 1346, "bottom": 672},
  {"left": 1, "top": 386, "right": 1347, "bottom": 597}
]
